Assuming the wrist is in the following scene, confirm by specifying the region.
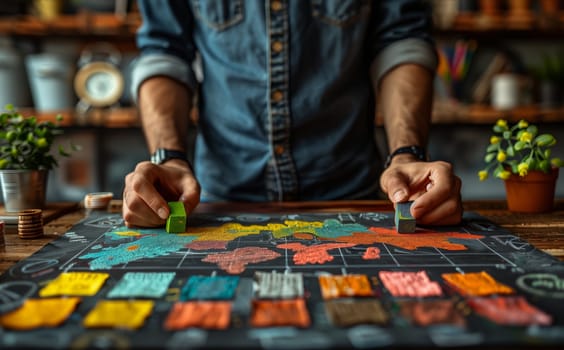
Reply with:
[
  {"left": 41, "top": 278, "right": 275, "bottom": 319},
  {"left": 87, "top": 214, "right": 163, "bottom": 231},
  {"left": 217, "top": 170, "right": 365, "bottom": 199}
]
[
  {"left": 388, "top": 153, "right": 420, "bottom": 166},
  {"left": 151, "top": 148, "right": 193, "bottom": 171},
  {"left": 384, "top": 145, "right": 428, "bottom": 168},
  {"left": 162, "top": 158, "right": 191, "bottom": 169}
]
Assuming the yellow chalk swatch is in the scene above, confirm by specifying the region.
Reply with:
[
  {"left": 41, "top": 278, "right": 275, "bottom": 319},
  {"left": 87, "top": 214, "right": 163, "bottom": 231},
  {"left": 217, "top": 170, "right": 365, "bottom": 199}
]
[
  {"left": 39, "top": 272, "right": 110, "bottom": 297},
  {"left": 83, "top": 300, "right": 154, "bottom": 329},
  {"left": 0, "top": 297, "right": 81, "bottom": 330}
]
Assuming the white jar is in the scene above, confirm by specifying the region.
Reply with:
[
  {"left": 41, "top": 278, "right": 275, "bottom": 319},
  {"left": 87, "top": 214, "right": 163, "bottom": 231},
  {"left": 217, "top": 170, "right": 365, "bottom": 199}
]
[{"left": 491, "top": 73, "right": 520, "bottom": 110}]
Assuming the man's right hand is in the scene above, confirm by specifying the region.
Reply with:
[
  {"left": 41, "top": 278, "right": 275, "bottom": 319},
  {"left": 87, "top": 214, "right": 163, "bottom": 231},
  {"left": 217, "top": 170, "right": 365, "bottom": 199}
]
[{"left": 122, "top": 159, "right": 200, "bottom": 228}]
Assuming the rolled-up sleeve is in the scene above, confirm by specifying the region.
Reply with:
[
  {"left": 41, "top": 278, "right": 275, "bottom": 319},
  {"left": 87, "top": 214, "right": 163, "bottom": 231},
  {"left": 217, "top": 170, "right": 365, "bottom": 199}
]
[
  {"left": 130, "top": 0, "right": 198, "bottom": 103},
  {"left": 369, "top": 0, "right": 438, "bottom": 84}
]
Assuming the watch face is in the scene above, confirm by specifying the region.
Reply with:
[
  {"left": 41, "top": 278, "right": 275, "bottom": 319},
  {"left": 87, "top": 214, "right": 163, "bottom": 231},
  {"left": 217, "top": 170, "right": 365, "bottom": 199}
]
[{"left": 74, "top": 62, "right": 124, "bottom": 107}]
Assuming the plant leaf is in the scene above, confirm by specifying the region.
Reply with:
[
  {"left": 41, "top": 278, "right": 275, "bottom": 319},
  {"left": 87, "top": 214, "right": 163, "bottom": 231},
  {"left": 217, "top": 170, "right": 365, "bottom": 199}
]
[
  {"left": 514, "top": 140, "right": 526, "bottom": 151},
  {"left": 535, "top": 134, "right": 556, "bottom": 147},
  {"left": 526, "top": 125, "right": 538, "bottom": 137},
  {"left": 506, "top": 145, "right": 515, "bottom": 157},
  {"left": 485, "top": 153, "right": 496, "bottom": 163},
  {"left": 539, "top": 160, "right": 551, "bottom": 173}
]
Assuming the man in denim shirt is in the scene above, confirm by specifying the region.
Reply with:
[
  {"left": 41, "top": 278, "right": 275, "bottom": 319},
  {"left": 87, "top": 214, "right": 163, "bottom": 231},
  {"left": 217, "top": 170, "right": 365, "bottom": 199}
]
[{"left": 123, "top": 0, "right": 462, "bottom": 228}]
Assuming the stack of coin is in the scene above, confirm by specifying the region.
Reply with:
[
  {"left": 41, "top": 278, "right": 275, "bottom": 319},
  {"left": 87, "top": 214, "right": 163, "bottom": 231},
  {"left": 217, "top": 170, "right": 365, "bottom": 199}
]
[
  {"left": 17, "top": 209, "right": 44, "bottom": 240},
  {"left": 0, "top": 220, "right": 5, "bottom": 247},
  {"left": 84, "top": 192, "right": 113, "bottom": 210}
]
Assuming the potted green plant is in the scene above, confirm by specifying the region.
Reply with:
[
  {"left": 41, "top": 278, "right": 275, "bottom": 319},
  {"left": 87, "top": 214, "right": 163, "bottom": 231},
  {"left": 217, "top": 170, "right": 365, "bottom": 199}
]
[
  {"left": 478, "top": 119, "right": 564, "bottom": 213},
  {"left": 0, "top": 104, "right": 76, "bottom": 212}
]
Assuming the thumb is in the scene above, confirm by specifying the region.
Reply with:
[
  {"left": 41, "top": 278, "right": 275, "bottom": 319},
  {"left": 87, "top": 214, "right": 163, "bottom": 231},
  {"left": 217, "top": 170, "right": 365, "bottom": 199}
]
[{"left": 382, "top": 175, "right": 410, "bottom": 204}]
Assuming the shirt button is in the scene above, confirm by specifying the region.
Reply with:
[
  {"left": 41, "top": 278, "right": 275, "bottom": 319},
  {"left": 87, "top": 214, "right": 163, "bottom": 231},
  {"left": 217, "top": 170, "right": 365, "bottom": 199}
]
[
  {"left": 275, "top": 145, "right": 285, "bottom": 155},
  {"left": 272, "top": 41, "right": 283, "bottom": 52},
  {"left": 271, "top": 1, "right": 282, "bottom": 11},
  {"left": 272, "top": 90, "right": 283, "bottom": 102}
]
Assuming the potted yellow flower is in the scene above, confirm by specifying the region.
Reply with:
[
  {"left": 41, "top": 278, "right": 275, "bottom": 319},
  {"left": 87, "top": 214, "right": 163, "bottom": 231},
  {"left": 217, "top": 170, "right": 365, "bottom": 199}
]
[
  {"left": 0, "top": 104, "right": 76, "bottom": 212},
  {"left": 478, "top": 119, "right": 564, "bottom": 213}
]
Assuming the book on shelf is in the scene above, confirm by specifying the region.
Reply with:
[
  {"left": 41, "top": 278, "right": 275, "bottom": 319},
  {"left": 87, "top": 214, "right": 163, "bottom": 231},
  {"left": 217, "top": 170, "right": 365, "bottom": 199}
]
[{"left": 472, "top": 53, "right": 511, "bottom": 104}]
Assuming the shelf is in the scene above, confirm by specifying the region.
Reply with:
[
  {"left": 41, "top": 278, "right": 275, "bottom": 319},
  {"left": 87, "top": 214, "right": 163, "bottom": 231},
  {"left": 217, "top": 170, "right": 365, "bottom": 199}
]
[
  {"left": 432, "top": 101, "right": 564, "bottom": 124},
  {"left": 435, "top": 10, "right": 564, "bottom": 40},
  {"left": 17, "top": 107, "right": 140, "bottom": 129},
  {"left": 0, "top": 13, "right": 140, "bottom": 41},
  {"left": 20, "top": 104, "right": 564, "bottom": 129},
  {"left": 435, "top": 27, "right": 564, "bottom": 41},
  {"left": 374, "top": 102, "right": 564, "bottom": 126}
]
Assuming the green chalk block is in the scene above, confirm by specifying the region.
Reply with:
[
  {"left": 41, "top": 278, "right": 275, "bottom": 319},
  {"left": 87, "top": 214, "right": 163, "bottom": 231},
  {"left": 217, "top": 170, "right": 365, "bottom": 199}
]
[
  {"left": 395, "top": 201, "right": 415, "bottom": 233},
  {"left": 166, "top": 201, "right": 187, "bottom": 233}
]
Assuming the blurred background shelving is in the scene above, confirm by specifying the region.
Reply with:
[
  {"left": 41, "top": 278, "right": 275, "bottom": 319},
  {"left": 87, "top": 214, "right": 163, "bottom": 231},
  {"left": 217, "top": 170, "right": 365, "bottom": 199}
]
[
  {"left": 0, "top": 0, "right": 563, "bottom": 202},
  {"left": 430, "top": 0, "right": 564, "bottom": 199}
]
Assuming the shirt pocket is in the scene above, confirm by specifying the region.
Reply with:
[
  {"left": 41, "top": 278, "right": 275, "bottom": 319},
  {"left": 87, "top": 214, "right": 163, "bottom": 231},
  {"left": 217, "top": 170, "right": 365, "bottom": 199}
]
[
  {"left": 190, "top": 0, "right": 244, "bottom": 31},
  {"left": 311, "top": 0, "right": 370, "bottom": 27}
]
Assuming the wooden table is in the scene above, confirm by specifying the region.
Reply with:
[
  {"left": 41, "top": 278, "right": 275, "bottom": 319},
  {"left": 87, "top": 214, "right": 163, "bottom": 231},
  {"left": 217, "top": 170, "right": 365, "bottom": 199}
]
[{"left": 1, "top": 199, "right": 563, "bottom": 274}]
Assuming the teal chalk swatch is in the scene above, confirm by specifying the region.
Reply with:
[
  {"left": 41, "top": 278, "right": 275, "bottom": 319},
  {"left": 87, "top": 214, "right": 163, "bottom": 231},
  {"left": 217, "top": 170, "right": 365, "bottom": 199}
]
[
  {"left": 107, "top": 272, "right": 176, "bottom": 298},
  {"left": 180, "top": 275, "right": 240, "bottom": 300}
]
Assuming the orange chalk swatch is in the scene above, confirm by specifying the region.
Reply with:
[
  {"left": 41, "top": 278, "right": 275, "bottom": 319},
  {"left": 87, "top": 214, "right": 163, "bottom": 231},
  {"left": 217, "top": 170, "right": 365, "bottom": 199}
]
[
  {"left": 0, "top": 297, "right": 80, "bottom": 330},
  {"left": 83, "top": 300, "right": 154, "bottom": 329},
  {"left": 319, "top": 274, "right": 373, "bottom": 299},
  {"left": 251, "top": 299, "right": 310, "bottom": 328},
  {"left": 165, "top": 301, "right": 231, "bottom": 330},
  {"left": 441, "top": 271, "right": 514, "bottom": 296},
  {"left": 467, "top": 296, "right": 552, "bottom": 326}
]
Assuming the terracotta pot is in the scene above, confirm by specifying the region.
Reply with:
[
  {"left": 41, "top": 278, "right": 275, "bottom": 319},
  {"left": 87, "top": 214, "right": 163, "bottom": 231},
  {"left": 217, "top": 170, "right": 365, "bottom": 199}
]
[{"left": 504, "top": 168, "right": 559, "bottom": 213}]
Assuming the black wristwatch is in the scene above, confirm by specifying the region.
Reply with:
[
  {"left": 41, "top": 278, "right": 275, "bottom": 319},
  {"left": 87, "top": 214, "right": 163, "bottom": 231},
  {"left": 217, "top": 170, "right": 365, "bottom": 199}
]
[
  {"left": 384, "top": 145, "right": 428, "bottom": 169},
  {"left": 150, "top": 148, "right": 188, "bottom": 165}
]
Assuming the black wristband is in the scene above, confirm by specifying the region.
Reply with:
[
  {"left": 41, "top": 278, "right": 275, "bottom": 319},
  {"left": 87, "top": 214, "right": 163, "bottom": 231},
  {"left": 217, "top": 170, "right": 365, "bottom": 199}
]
[
  {"left": 151, "top": 149, "right": 189, "bottom": 165},
  {"left": 384, "top": 145, "right": 428, "bottom": 169}
]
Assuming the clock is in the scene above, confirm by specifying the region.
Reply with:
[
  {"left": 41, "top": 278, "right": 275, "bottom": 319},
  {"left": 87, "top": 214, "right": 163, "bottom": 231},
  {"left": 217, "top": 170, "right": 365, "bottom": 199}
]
[
  {"left": 74, "top": 61, "right": 124, "bottom": 108},
  {"left": 74, "top": 43, "right": 124, "bottom": 125}
]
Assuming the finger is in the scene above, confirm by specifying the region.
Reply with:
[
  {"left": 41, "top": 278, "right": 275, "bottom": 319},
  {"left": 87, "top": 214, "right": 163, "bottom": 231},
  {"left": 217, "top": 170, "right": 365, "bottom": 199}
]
[
  {"left": 416, "top": 195, "right": 463, "bottom": 226},
  {"left": 122, "top": 164, "right": 169, "bottom": 227},
  {"left": 413, "top": 176, "right": 462, "bottom": 225},
  {"left": 380, "top": 169, "right": 410, "bottom": 203},
  {"left": 179, "top": 191, "right": 200, "bottom": 215},
  {"left": 177, "top": 174, "right": 201, "bottom": 215},
  {"left": 131, "top": 163, "right": 171, "bottom": 220},
  {"left": 123, "top": 188, "right": 166, "bottom": 227},
  {"left": 411, "top": 162, "right": 457, "bottom": 215}
]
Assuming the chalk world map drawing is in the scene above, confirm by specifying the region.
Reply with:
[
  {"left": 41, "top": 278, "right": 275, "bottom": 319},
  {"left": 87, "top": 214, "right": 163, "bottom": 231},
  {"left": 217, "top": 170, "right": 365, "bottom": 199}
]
[
  {"left": 1, "top": 210, "right": 564, "bottom": 350},
  {"left": 64, "top": 212, "right": 494, "bottom": 275}
]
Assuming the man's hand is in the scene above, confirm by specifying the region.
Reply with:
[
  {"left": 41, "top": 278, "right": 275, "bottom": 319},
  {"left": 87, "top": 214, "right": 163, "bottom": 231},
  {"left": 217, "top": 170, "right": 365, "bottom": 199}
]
[
  {"left": 122, "top": 159, "right": 200, "bottom": 228},
  {"left": 380, "top": 160, "right": 462, "bottom": 226}
]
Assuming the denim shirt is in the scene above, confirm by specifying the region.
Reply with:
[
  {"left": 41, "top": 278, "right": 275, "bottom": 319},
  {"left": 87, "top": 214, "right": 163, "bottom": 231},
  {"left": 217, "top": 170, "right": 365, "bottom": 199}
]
[{"left": 131, "top": 0, "right": 437, "bottom": 202}]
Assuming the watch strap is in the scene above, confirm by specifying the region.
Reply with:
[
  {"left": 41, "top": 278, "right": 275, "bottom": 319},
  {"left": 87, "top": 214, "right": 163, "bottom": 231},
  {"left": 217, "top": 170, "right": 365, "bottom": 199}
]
[
  {"left": 384, "top": 145, "right": 428, "bottom": 169},
  {"left": 151, "top": 149, "right": 189, "bottom": 165}
]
